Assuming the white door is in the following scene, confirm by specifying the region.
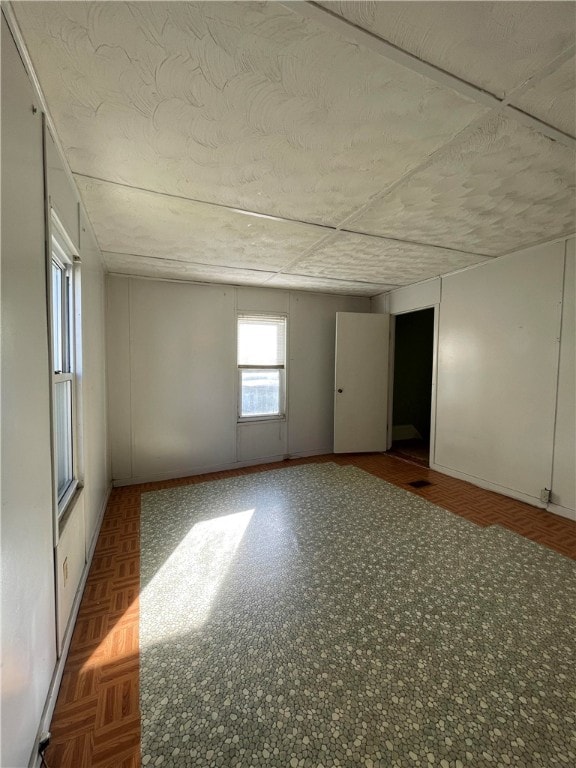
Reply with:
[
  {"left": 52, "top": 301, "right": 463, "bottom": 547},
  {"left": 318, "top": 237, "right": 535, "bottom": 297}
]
[{"left": 334, "top": 312, "right": 389, "bottom": 453}]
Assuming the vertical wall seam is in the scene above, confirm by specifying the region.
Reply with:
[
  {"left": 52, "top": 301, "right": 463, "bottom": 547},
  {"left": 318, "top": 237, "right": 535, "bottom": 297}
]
[
  {"left": 547, "top": 239, "right": 568, "bottom": 504},
  {"left": 234, "top": 287, "right": 239, "bottom": 464},
  {"left": 286, "top": 292, "right": 292, "bottom": 457},
  {"left": 431, "top": 279, "right": 443, "bottom": 467},
  {"left": 127, "top": 278, "right": 134, "bottom": 479}
]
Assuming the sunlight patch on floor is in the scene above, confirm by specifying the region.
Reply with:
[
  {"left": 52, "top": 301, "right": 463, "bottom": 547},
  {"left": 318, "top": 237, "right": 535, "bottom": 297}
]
[{"left": 140, "top": 508, "right": 255, "bottom": 648}]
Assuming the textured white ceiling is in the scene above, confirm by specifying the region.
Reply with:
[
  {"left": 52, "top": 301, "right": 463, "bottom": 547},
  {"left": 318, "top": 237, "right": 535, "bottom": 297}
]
[
  {"left": 266, "top": 273, "right": 393, "bottom": 296},
  {"left": 75, "top": 176, "right": 326, "bottom": 273},
  {"left": 13, "top": 1, "right": 576, "bottom": 296},
  {"left": 351, "top": 115, "right": 576, "bottom": 255},
  {"left": 290, "top": 234, "right": 490, "bottom": 285},
  {"left": 319, "top": 1, "right": 576, "bottom": 101},
  {"left": 102, "top": 252, "right": 276, "bottom": 286},
  {"left": 14, "top": 1, "right": 485, "bottom": 225},
  {"left": 511, "top": 56, "right": 576, "bottom": 138}
]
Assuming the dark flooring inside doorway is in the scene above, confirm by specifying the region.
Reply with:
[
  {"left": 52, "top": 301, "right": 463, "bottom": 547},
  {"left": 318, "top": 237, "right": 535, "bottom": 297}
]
[{"left": 389, "top": 438, "right": 430, "bottom": 467}]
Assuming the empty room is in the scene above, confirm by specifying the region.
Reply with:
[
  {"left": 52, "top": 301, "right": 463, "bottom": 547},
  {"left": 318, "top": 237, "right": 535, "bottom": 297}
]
[{"left": 1, "top": 2, "right": 575, "bottom": 767}]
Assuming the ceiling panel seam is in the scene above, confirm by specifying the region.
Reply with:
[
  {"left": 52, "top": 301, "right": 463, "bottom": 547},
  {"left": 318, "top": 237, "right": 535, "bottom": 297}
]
[
  {"left": 101, "top": 251, "right": 282, "bottom": 276},
  {"left": 281, "top": 272, "right": 400, "bottom": 287},
  {"left": 280, "top": 1, "right": 576, "bottom": 149},
  {"left": 268, "top": 38, "right": 575, "bottom": 278},
  {"left": 74, "top": 172, "right": 491, "bottom": 260},
  {"left": 499, "top": 44, "right": 576, "bottom": 108},
  {"left": 327, "top": 113, "right": 496, "bottom": 234},
  {"left": 72, "top": 172, "right": 327, "bottom": 230},
  {"left": 263, "top": 114, "right": 502, "bottom": 282},
  {"left": 259, "top": 14, "right": 576, "bottom": 282},
  {"left": 11, "top": 0, "right": 572, "bottom": 291}
]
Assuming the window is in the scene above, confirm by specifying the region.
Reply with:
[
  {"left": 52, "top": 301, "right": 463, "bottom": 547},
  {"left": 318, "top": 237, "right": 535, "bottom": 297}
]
[
  {"left": 50, "top": 214, "right": 79, "bottom": 515},
  {"left": 237, "top": 314, "right": 286, "bottom": 420}
]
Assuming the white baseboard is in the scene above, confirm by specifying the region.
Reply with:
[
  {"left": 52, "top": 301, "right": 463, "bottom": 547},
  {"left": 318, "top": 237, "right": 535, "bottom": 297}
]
[
  {"left": 112, "top": 450, "right": 335, "bottom": 487},
  {"left": 29, "top": 482, "right": 113, "bottom": 768},
  {"left": 287, "top": 448, "right": 331, "bottom": 459},
  {"left": 546, "top": 502, "right": 576, "bottom": 521},
  {"left": 87, "top": 483, "right": 113, "bottom": 560},
  {"left": 113, "top": 456, "right": 285, "bottom": 487},
  {"left": 429, "top": 462, "right": 545, "bottom": 509}
]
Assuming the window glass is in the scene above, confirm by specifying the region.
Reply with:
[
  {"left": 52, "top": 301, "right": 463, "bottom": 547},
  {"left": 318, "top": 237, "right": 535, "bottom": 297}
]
[
  {"left": 240, "top": 369, "right": 281, "bottom": 417},
  {"left": 238, "top": 316, "right": 286, "bottom": 366},
  {"left": 50, "top": 214, "right": 79, "bottom": 514},
  {"left": 237, "top": 315, "right": 286, "bottom": 420},
  {"left": 54, "top": 379, "right": 73, "bottom": 497},
  {"left": 52, "top": 262, "right": 63, "bottom": 373}
]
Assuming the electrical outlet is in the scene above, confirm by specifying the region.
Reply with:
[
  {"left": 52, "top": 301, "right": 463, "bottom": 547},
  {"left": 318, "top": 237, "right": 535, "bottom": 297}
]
[
  {"left": 540, "top": 488, "right": 551, "bottom": 504},
  {"left": 63, "top": 557, "right": 68, "bottom": 586}
]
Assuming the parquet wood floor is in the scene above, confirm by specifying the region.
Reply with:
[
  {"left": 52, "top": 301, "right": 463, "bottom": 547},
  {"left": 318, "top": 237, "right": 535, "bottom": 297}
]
[{"left": 44, "top": 453, "right": 575, "bottom": 767}]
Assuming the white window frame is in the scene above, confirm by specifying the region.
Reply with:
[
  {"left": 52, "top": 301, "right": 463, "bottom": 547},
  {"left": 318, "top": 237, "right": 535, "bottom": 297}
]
[
  {"left": 237, "top": 313, "right": 287, "bottom": 422},
  {"left": 49, "top": 211, "right": 80, "bottom": 519}
]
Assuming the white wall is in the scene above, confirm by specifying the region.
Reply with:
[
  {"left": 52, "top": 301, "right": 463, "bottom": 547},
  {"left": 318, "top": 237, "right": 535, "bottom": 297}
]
[
  {"left": 1, "top": 14, "right": 110, "bottom": 765},
  {"left": 1, "top": 17, "right": 56, "bottom": 767},
  {"left": 372, "top": 277, "right": 441, "bottom": 315},
  {"left": 378, "top": 239, "right": 574, "bottom": 517},
  {"left": 550, "top": 238, "right": 575, "bottom": 518},
  {"left": 106, "top": 276, "right": 368, "bottom": 483},
  {"left": 129, "top": 280, "right": 237, "bottom": 478},
  {"left": 434, "top": 242, "right": 564, "bottom": 505},
  {"left": 79, "top": 208, "right": 111, "bottom": 545}
]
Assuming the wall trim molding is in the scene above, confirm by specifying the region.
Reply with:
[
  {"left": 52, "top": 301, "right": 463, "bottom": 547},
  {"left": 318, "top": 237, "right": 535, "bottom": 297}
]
[
  {"left": 112, "top": 451, "right": 336, "bottom": 488},
  {"left": 113, "top": 457, "right": 289, "bottom": 487},
  {"left": 546, "top": 502, "right": 576, "bottom": 522},
  {"left": 429, "top": 461, "right": 545, "bottom": 509},
  {"left": 29, "top": 483, "right": 113, "bottom": 768}
]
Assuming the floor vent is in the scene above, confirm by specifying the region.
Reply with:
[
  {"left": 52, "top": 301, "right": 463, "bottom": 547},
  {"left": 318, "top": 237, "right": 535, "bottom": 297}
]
[{"left": 408, "top": 479, "right": 433, "bottom": 488}]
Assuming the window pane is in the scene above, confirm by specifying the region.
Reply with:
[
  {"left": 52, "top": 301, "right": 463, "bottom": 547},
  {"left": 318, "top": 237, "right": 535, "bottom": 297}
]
[
  {"left": 54, "top": 379, "right": 73, "bottom": 501},
  {"left": 240, "top": 370, "right": 280, "bottom": 417},
  {"left": 238, "top": 317, "right": 286, "bottom": 366},
  {"left": 51, "top": 262, "right": 63, "bottom": 372},
  {"left": 62, "top": 273, "right": 71, "bottom": 373}
]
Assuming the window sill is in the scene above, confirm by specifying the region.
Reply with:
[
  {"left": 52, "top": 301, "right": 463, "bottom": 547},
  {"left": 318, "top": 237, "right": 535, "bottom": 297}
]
[
  {"left": 237, "top": 416, "right": 286, "bottom": 425},
  {"left": 58, "top": 482, "right": 83, "bottom": 535}
]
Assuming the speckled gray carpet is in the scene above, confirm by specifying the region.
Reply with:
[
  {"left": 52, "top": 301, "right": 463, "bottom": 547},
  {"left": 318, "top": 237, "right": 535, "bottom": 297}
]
[{"left": 140, "top": 463, "right": 576, "bottom": 768}]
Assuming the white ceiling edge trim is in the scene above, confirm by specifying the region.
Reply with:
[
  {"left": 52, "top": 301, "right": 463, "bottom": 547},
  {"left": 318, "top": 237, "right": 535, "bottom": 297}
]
[
  {"left": 101, "top": 250, "right": 278, "bottom": 278},
  {"left": 396, "top": 233, "right": 576, "bottom": 294},
  {"left": 281, "top": 1, "right": 576, "bottom": 149},
  {"left": 279, "top": 271, "right": 401, "bottom": 288},
  {"left": 376, "top": 231, "right": 576, "bottom": 299},
  {"left": 103, "top": 250, "right": 398, "bottom": 290},
  {"left": 499, "top": 231, "right": 576, "bottom": 259},
  {"left": 371, "top": 274, "right": 442, "bottom": 305},
  {"left": 106, "top": 271, "right": 380, "bottom": 299},
  {"left": 2, "top": 2, "right": 107, "bottom": 267}
]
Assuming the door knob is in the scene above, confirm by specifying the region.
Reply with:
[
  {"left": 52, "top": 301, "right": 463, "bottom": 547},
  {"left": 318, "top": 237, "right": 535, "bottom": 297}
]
[{"left": 337, "top": 388, "right": 343, "bottom": 393}]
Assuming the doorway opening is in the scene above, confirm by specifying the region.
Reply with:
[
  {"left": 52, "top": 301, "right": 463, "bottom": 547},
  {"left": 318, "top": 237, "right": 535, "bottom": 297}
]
[{"left": 389, "top": 308, "right": 434, "bottom": 467}]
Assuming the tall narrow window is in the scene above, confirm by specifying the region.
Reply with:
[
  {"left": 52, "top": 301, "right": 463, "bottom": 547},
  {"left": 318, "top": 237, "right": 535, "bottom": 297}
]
[
  {"left": 50, "top": 215, "right": 79, "bottom": 515},
  {"left": 237, "top": 314, "right": 286, "bottom": 420}
]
